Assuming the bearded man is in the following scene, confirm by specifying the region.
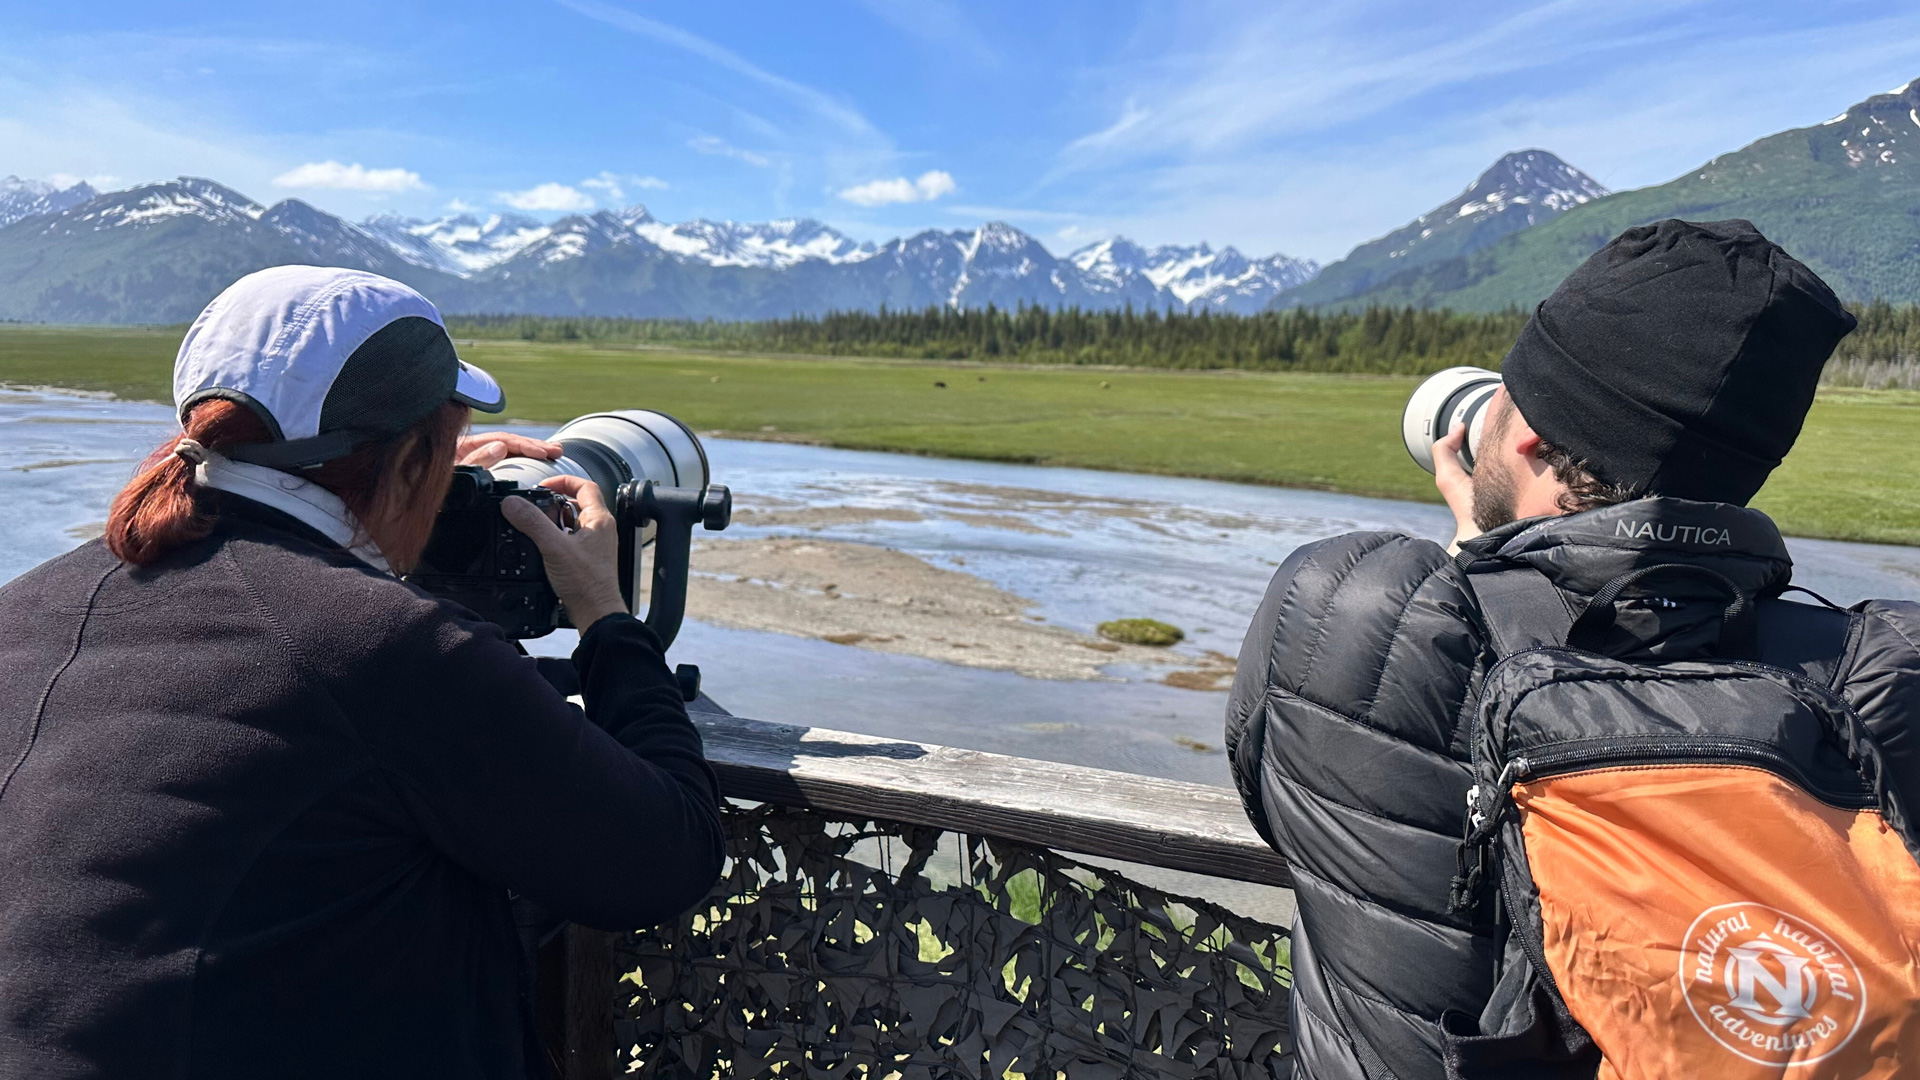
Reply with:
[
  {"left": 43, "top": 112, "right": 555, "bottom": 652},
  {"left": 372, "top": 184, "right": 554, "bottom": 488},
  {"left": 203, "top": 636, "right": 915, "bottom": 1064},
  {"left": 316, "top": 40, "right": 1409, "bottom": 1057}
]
[{"left": 1224, "top": 219, "right": 1920, "bottom": 1079}]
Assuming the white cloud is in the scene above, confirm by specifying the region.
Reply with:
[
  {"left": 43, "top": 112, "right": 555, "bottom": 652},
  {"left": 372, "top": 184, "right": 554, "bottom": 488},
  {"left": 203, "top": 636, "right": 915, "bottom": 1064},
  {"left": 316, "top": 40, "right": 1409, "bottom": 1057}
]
[
  {"left": 445, "top": 197, "right": 476, "bottom": 212},
  {"left": 688, "top": 135, "right": 772, "bottom": 168},
  {"left": 838, "top": 169, "right": 956, "bottom": 207},
  {"left": 581, "top": 170, "right": 669, "bottom": 202},
  {"left": 498, "top": 182, "right": 596, "bottom": 211},
  {"left": 273, "top": 160, "right": 425, "bottom": 192}
]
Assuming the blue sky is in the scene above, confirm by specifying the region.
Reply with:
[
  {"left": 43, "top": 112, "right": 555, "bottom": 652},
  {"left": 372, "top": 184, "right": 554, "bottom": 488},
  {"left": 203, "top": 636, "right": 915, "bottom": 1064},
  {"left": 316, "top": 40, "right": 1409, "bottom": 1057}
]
[{"left": 3, "top": 1, "right": 1919, "bottom": 262}]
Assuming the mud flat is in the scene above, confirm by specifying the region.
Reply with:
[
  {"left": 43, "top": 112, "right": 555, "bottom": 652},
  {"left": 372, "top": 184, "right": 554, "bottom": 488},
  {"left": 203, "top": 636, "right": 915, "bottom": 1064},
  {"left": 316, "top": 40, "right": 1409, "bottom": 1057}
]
[{"left": 689, "top": 536, "right": 1221, "bottom": 682}]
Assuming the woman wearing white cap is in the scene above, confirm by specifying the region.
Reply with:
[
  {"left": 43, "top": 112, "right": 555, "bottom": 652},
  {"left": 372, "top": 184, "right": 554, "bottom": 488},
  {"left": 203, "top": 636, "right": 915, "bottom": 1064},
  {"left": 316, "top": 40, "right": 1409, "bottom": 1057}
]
[{"left": 0, "top": 266, "right": 724, "bottom": 1078}]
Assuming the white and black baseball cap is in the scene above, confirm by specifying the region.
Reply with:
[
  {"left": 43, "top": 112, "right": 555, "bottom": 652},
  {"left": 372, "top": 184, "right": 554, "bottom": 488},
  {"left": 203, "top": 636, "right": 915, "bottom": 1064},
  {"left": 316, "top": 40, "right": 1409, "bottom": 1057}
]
[{"left": 174, "top": 265, "right": 505, "bottom": 468}]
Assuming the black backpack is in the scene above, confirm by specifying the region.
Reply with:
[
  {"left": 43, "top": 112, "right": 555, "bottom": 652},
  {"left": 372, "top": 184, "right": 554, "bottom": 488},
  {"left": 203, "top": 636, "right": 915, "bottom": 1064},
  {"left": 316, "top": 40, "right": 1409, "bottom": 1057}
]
[{"left": 1440, "top": 556, "right": 1920, "bottom": 1079}]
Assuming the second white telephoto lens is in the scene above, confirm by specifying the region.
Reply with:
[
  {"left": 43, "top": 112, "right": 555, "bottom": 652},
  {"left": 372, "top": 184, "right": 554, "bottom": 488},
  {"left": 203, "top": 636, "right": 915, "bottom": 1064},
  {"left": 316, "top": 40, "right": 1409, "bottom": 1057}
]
[{"left": 1401, "top": 366, "right": 1502, "bottom": 475}]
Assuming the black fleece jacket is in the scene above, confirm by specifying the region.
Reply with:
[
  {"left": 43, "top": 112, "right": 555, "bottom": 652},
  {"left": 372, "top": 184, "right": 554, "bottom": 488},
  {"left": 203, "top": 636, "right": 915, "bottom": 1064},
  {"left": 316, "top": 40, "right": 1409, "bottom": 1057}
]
[
  {"left": 0, "top": 498, "right": 724, "bottom": 1079},
  {"left": 1225, "top": 498, "right": 1920, "bottom": 1080}
]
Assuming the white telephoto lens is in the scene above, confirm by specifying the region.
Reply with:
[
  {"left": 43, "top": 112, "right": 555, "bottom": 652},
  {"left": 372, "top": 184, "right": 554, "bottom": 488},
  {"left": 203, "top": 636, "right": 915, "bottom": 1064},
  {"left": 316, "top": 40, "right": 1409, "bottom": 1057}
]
[
  {"left": 1401, "top": 366, "right": 1502, "bottom": 474},
  {"left": 489, "top": 410, "right": 713, "bottom": 608},
  {"left": 489, "top": 410, "right": 710, "bottom": 500}
]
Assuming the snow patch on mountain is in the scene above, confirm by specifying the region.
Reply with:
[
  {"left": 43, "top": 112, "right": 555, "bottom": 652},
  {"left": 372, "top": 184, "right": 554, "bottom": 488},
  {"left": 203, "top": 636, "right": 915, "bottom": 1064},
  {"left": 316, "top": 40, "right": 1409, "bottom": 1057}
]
[
  {"left": 629, "top": 214, "right": 875, "bottom": 268},
  {"left": 361, "top": 212, "right": 551, "bottom": 274},
  {"left": 362, "top": 206, "right": 876, "bottom": 275},
  {"left": 1069, "top": 238, "right": 1318, "bottom": 312}
]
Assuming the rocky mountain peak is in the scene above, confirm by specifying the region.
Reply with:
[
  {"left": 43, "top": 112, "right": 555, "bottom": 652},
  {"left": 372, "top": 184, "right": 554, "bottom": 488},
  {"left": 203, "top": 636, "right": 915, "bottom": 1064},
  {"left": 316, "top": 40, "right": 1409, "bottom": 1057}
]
[
  {"left": 1068, "top": 237, "right": 1152, "bottom": 279},
  {"left": 1457, "top": 150, "right": 1609, "bottom": 220},
  {"left": 0, "top": 175, "right": 99, "bottom": 229},
  {"left": 969, "top": 221, "right": 1040, "bottom": 256},
  {"left": 37, "top": 177, "right": 263, "bottom": 236}
]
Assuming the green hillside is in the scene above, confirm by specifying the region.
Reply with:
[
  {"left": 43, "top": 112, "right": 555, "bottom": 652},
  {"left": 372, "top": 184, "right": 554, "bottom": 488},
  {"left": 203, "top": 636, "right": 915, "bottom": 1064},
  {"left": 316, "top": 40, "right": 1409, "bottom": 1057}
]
[{"left": 1347, "top": 79, "right": 1920, "bottom": 311}]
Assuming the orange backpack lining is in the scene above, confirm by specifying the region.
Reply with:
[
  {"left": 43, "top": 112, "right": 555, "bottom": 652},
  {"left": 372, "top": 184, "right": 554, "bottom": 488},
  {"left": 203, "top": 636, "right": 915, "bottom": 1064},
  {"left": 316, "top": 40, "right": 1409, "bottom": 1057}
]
[{"left": 1515, "top": 764, "right": 1920, "bottom": 1079}]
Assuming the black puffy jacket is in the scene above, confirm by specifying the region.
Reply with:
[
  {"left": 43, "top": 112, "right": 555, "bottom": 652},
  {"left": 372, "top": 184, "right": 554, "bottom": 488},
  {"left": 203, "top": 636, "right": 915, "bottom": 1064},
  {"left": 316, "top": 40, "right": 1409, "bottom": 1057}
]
[{"left": 1224, "top": 498, "right": 1920, "bottom": 1080}]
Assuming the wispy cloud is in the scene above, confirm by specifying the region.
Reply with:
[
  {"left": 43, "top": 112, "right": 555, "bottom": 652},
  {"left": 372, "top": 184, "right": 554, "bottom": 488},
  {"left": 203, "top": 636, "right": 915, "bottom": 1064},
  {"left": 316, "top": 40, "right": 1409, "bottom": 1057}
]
[
  {"left": 273, "top": 160, "right": 425, "bottom": 192},
  {"left": 689, "top": 135, "right": 772, "bottom": 168},
  {"left": 581, "top": 170, "right": 668, "bottom": 202},
  {"left": 838, "top": 170, "right": 955, "bottom": 206},
  {"left": 498, "top": 182, "right": 594, "bottom": 211},
  {"left": 1034, "top": 0, "right": 1920, "bottom": 258},
  {"left": 553, "top": 0, "right": 880, "bottom": 139},
  {"left": 1059, "top": 2, "right": 1641, "bottom": 168},
  {"left": 851, "top": 0, "right": 998, "bottom": 66}
]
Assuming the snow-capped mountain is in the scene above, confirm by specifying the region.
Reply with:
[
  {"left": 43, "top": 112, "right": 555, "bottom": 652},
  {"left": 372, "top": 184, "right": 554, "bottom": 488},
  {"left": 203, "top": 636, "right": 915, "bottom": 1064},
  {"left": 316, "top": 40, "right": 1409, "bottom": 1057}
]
[
  {"left": 362, "top": 207, "right": 878, "bottom": 276},
  {"left": 0, "top": 176, "right": 98, "bottom": 229},
  {"left": 628, "top": 213, "right": 875, "bottom": 268},
  {"left": 28, "top": 176, "right": 268, "bottom": 235},
  {"left": 360, "top": 211, "right": 551, "bottom": 275},
  {"left": 1276, "top": 149, "right": 1608, "bottom": 308},
  {"left": 21, "top": 176, "right": 412, "bottom": 272},
  {"left": 1383, "top": 149, "right": 1608, "bottom": 262},
  {"left": 0, "top": 178, "right": 458, "bottom": 322},
  {"left": 358, "top": 200, "right": 1311, "bottom": 314},
  {"left": 1070, "top": 238, "right": 1318, "bottom": 313},
  {"left": 0, "top": 174, "right": 1317, "bottom": 322}
]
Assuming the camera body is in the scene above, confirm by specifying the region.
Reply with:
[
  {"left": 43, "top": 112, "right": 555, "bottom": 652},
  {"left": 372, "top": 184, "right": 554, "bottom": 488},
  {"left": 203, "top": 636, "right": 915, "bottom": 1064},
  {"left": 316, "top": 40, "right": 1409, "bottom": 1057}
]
[
  {"left": 406, "top": 410, "right": 731, "bottom": 651},
  {"left": 410, "top": 466, "right": 578, "bottom": 639}
]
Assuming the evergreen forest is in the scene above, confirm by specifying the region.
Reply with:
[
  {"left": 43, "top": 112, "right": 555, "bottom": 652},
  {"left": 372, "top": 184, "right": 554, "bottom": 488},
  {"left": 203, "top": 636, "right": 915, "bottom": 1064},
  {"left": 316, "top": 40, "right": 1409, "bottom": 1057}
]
[{"left": 448, "top": 303, "right": 1920, "bottom": 388}]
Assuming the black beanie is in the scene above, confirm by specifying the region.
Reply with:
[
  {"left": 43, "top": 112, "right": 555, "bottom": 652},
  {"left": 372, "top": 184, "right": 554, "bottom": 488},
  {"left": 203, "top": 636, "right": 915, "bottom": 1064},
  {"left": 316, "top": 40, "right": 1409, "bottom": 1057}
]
[{"left": 1501, "top": 219, "right": 1856, "bottom": 506}]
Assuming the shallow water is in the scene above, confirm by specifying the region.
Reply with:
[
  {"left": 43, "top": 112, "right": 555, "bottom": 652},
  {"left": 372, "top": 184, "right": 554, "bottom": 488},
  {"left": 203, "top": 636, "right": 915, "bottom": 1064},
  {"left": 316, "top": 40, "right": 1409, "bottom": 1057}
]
[{"left": 6, "top": 388, "right": 1919, "bottom": 790}]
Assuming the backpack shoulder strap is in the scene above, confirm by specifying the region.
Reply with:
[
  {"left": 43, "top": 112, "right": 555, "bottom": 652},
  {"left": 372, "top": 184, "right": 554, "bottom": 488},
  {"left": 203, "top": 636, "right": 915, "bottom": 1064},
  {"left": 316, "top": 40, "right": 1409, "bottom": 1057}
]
[{"left": 1454, "top": 553, "right": 1575, "bottom": 661}]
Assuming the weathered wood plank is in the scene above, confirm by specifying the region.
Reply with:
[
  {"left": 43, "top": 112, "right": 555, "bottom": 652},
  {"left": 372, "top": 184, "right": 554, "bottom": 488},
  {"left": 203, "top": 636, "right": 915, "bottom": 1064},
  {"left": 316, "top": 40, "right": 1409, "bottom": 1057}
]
[{"left": 692, "top": 710, "right": 1292, "bottom": 888}]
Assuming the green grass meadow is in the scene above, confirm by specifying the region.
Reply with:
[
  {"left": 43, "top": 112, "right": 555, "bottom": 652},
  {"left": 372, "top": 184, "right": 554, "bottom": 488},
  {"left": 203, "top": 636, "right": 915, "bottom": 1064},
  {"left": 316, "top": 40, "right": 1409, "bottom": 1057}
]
[{"left": 3, "top": 323, "right": 1916, "bottom": 545}]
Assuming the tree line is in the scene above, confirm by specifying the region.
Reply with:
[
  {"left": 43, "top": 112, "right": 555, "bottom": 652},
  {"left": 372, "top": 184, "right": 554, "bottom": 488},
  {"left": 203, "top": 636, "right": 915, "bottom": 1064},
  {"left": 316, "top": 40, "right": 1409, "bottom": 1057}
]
[{"left": 447, "top": 302, "right": 1920, "bottom": 385}]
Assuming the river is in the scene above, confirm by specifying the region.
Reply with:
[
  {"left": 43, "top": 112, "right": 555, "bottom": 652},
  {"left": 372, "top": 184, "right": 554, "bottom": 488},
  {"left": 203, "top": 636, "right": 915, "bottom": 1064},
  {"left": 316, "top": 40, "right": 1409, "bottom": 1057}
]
[{"left": 7, "top": 387, "right": 1920, "bottom": 792}]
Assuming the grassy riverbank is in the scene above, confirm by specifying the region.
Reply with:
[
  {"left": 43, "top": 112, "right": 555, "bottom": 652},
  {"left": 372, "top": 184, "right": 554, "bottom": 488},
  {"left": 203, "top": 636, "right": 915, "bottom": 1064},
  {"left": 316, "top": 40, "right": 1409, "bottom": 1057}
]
[{"left": 3, "top": 324, "right": 1916, "bottom": 544}]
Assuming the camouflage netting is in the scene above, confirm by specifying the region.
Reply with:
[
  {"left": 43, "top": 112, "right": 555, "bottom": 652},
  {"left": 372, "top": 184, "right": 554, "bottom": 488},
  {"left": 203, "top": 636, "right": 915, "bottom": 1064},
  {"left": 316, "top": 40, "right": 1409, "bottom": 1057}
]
[{"left": 615, "top": 803, "right": 1293, "bottom": 1079}]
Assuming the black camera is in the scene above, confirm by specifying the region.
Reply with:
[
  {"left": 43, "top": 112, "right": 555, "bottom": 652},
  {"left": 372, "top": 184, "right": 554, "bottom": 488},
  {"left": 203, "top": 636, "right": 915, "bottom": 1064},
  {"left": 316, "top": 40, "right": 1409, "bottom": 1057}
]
[
  {"left": 406, "top": 410, "right": 731, "bottom": 654},
  {"left": 410, "top": 466, "right": 578, "bottom": 639}
]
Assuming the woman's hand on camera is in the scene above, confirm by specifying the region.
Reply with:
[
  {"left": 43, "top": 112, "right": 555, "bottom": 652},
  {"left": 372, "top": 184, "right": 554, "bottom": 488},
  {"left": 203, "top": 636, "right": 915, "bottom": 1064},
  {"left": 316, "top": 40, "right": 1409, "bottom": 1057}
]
[
  {"left": 1433, "top": 422, "right": 1479, "bottom": 554},
  {"left": 500, "top": 476, "right": 628, "bottom": 629},
  {"left": 457, "top": 433, "right": 562, "bottom": 470}
]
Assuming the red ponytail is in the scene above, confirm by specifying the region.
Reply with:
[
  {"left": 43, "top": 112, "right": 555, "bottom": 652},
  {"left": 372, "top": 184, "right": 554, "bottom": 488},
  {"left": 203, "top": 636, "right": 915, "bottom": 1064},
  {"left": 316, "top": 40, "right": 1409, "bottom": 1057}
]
[
  {"left": 106, "top": 401, "right": 272, "bottom": 565},
  {"left": 105, "top": 400, "right": 468, "bottom": 570}
]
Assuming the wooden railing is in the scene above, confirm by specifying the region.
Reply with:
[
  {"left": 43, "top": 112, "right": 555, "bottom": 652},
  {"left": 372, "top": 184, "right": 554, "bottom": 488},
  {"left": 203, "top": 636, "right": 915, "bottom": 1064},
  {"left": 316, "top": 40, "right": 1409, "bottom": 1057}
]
[{"left": 538, "top": 708, "right": 1295, "bottom": 1079}]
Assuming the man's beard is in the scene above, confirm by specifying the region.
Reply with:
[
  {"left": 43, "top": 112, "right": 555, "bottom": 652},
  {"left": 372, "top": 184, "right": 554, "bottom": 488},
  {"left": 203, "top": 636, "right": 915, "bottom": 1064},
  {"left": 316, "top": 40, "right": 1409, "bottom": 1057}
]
[{"left": 1471, "top": 453, "right": 1519, "bottom": 532}]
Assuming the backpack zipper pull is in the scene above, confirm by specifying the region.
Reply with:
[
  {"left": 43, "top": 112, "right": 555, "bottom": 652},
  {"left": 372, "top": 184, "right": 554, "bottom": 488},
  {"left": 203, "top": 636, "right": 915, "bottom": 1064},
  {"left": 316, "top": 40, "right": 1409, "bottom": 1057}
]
[{"left": 1449, "top": 757, "right": 1532, "bottom": 915}]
